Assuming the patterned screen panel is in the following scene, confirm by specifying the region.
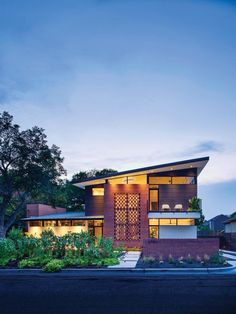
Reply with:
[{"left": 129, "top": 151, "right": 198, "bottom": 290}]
[{"left": 114, "top": 193, "right": 141, "bottom": 241}]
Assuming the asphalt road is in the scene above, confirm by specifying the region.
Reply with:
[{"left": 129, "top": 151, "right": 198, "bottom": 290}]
[{"left": 0, "top": 271, "right": 236, "bottom": 314}]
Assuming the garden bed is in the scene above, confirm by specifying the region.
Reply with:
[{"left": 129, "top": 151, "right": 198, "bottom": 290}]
[
  {"left": 0, "top": 228, "right": 123, "bottom": 272},
  {"left": 136, "top": 253, "right": 231, "bottom": 269}
]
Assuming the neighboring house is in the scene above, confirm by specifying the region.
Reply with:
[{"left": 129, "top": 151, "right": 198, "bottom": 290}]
[
  {"left": 23, "top": 156, "right": 219, "bottom": 257},
  {"left": 224, "top": 217, "right": 236, "bottom": 233},
  {"left": 223, "top": 217, "right": 236, "bottom": 251},
  {"left": 206, "top": 214, "right": 229, "bottom": 232}
]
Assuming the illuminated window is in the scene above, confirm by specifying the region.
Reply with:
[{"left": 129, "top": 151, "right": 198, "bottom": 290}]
[
  {"left": 92, "top": 188, "right": 104, "bottom": 196},
  {"left": 149, "top": 226, "right": 158, "bottom": 238},
  {"left": 127, "top": 175, "right": 147, "bottom": 184},
  {"left": 149, "top": 189, "right": 158, "bottom": 211},
  {"left": 108, "top": 177, "right": 127, "bottom": 184},
  {"left": 172, "top": 177, "right": 196, "bottom": 184},
  {"left": 72, "top": 220, "right": 86, "bottom": 226},
  {"left": 44, "top": 220, "right": 57, "bottom": 227},
  {"left": 149, "top": 177, "right": 171, "bottom": 184},
  {"left": 58, "top": 220, "right": 71, "bottom": 226},
  {"left": 149, "top": 218, "right": 159, "bottom": 225},
  {"left": 29, "top": 221, "right": 42, "bottom": 227},
  {"left": 149, "top": 219, "right": 158, "bottom": 238},
  {"left": 159, "top": 219, "right": 177, "bottom": 225},
  {"left": 177, "top": 219, "right": 195, "bottom": 225},
  {"left": 108, "top": 175, "right": 147, "bottom": 184}
]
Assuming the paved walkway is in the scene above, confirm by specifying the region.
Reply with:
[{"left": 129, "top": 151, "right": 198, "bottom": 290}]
[
  {"left": 221, "top": 249, "right": 236, "bottom": 269},
  {"left": 108, "top": 251, "right": 141, "bottom": 268}
]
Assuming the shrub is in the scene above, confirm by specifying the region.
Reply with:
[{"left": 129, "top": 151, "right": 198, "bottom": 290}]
[
  {"left": 96, "top": 257, "right": 119, "bottom": 266},
  {"left": 18, "top": 259, "right": 38, "bottom": 269},
  {"left": 186, "top": 254, "right": 192, "bottom": 264},
  {"left": 0, "top": 238, "right": 16, "bottom": 265},
  {"left": 203, "top": 254, "right": 210, "bottom": 264},
  {"left": 159, "top": 255, "right": 164, "bottom": 264},
  {"left": 63, "top": 257, "right": 81, "bottom": 267},
  {"left": 178, "top": 256, "right": 184, "bottom": 266},
  {"left": 210, "top": 253, "right": 226, "bottom": 265},
  {"left": 143, "top": 256, "right": 155, "bottom": 264},
  {"left": 168, "top": 254, "right": 175, "bottom": 264},
  {"left": 196, "top": 255, "right": 202, "bottom": 263},
  {"left": 42, "top": 259, "right": 64, "bottom": 272}
]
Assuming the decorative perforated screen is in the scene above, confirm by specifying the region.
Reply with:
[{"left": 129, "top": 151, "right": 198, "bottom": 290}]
[{"left": 114, "top": 193, "right": 141, "bottom": 241}]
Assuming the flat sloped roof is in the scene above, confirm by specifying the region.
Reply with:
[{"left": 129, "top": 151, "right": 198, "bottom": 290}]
[
  {"left": 74, "top": 156, "right": 209, "bottom": 187},
  {"left": 22, "top": 212, "right": 104, "bottom": 221}
]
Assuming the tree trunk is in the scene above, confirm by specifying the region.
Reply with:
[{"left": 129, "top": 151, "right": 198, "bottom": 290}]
[{"left": 0, "top": 225, "right": 6, "bottom": 238}]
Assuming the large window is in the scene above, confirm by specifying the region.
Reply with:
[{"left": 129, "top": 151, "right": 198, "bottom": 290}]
[
  {"left": 149, "top": 189, "right": 159, "bottom": 211},
  {"left": 149, "top": 176, "right": 196, "bottom": 185},
  {"left": 58, "top": 220, "right": 71, "bottom": 226},
  {"left": 29, "top": 221, "right": 42, "bottom": 227},
  {"left": 159, "top": 219, "right": 177, "bottom": 225},
  {"left": 72, "top": 220, "right": 86, "bottom": 226},
  {"left": 44, "top": 220, "right": 57, "bottom": 227},
  {"left": 177, "top": 219, "right": 194, "bottom": 225},
  {"left": 88, "top": 220, "right": 103, "bottom": 237},
  {"left": 172, "top": 177, "right": 196, "bottom": 184},
  {"left": 108, "top": 175, "right": 147, "bottom": 184},
  {"left": 149, "top": 219, "right": 158, "bottom": 238},
  {"left": 149, "top": 177, "right": 171, "bottom": 184}
]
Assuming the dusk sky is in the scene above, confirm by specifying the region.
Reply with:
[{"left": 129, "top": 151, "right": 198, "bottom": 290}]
[{"left": 0, "top": 0, "right": 235, "bottom": 218}]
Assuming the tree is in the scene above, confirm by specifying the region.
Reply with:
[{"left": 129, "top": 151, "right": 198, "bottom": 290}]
[
  {"left": 71, "top": 168, "right": 117, "bottom": 182},
  {"left": 0, "top": 112, "right": 65, "bottom": 237}
]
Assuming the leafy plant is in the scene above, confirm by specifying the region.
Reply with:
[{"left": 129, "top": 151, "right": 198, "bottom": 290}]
[
  {"left": 0, "top": 238, "right": 16, "bottom": 265},
  {"left": 168, "top": 254, "right": 175, "bottom": 264},
  {"left": 187, "top": 197, "right": 201, "bottom": 212},
  {"left": 42, "top": 259, "right": 64, "bottom": 272},
  {"left": 18, "top": 259, "right": 39, "bottom": 269},
  {"left": 203, "top": 254, "right": 210, "bottom": 264},
  {"left": 143, "top": 256, "right": 155, "bottom": 264},
  {"left": 186, "top": 254, "right": 192, "bottom": 264}
]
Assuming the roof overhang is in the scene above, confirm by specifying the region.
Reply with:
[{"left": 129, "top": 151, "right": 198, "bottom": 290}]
[{"left": 74, "top": 156, "right": 209, "bottom": 188}]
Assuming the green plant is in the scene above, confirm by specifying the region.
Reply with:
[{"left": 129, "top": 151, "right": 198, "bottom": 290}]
[
  {"left": 159, "top": 255, "right": 164, "bottom": 264},
  {"left": 18, "top": 259, "right": 38, "bottom": 269},
  {"left": 178, "top": 256, "right": 184, "bottom": 267},
  {"left": 186, "top": 254, "right": 192, "bottom": 264},
  {"left": 203, "top": 254, "right": 210, "bottom": 264},
  {"left": 0, "top": 238, "right": 16, "bottom": 265},
  {"left": 143, "top": 256, "right": 155, "bottom": 264},
  {"left": 168, "top": 254, "right": 175, "bottom": 264},
  {"left": 42, "top": 259, "right": 64, "bottom": 272},
  {"left": 210, "top": 253, "right": 226, "bottom": 265},
  {"left": 187, "top": 197, "right": 201, "bottom": 212},
  {"left": 196, "top": 255, "right": 202, "bottom": 263},
  {"left": 96, "top": 257, "right": 119, "bottom": 266}
]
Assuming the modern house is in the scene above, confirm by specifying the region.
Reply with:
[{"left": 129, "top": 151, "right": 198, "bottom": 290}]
[{"left": 23, "top": 156, "right": 219, "bottom": 257}]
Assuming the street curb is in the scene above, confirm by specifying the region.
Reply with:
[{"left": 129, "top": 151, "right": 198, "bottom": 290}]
[{"left": 0, "top": 265, "right": 235, "bottom": 273}]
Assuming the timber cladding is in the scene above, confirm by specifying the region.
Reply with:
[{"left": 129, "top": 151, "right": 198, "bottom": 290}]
[
  {"left": 85, "top": 185, "right": 104, "bottom": 216},
  {"left": 159, "top": 184, "right": 197, "bottom": 211},
  {"left": 104, "top": 184, "right": 149, "bottom": 248}
]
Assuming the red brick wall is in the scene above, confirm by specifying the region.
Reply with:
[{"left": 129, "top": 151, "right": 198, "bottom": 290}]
[
  {"left": 104, "top": 184, "right": 149, "bottom": 248},
  {"left": 26, "top": 204, "right": 66, "bottom": 217},
  {"left": 143, "top": 238, "right": 219, "bottom": 258}
]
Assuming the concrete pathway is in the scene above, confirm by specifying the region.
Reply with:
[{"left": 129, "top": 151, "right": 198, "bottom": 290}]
[
  {"left": 108, "top": 251, "right": 141, "bottom": 268},
  {"left": 221, "top": 249, "right": 236, "bottom": 269}
]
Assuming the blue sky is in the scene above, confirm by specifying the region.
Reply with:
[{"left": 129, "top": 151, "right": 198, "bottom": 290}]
[{"left": 0, "top": 0, "right": 236, "bottom": 218}]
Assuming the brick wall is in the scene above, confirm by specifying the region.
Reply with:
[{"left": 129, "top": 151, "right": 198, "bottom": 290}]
[
  {"left": 104, "top": 184, "right": 149, "bottom": 248},
  {"left": 143, "top": 238, "right": 219, "bottom": 258}
]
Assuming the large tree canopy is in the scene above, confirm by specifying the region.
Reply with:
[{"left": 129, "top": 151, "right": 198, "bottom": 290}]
[{"left": 0, "top": 111, "right": 65, "bottom": 237}]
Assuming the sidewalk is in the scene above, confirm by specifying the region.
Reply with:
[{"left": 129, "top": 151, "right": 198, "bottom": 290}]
[{"left": 108, "top": 251, "right": 141, "bottom": 269}]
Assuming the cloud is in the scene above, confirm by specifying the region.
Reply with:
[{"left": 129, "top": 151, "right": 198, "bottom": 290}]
[{"left": 190, "top": 141, "right": 223, "bottom": 154}]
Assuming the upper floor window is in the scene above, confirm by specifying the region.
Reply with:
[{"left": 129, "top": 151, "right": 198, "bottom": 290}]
[
  {"left": 108, "top": 175, "right": 147, "bottom": 184},
  {"left": 172, "top": 177, "right": 196, "bottom": 184},
  {"left": 149, "top": 176, "right": 196, "bottom": 185},
  {"left": 92, "top": 188, "right": 104, "bottom": 196}
]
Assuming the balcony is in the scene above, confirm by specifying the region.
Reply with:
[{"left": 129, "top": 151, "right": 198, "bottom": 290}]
[{"left": 148, "top": 211, "right": 201, "bottom": 219}]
